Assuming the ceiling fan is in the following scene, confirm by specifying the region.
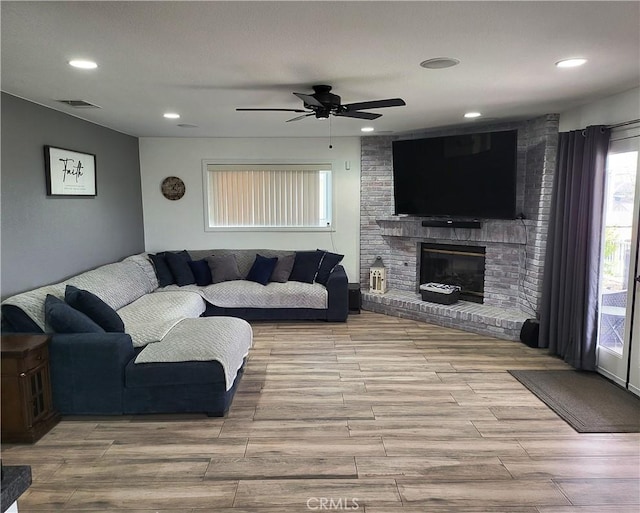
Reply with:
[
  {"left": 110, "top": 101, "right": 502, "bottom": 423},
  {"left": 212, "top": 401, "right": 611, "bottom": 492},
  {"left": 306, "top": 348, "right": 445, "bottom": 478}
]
[{"left": 236, "top": 85, "right": 406, "bottom": 122}]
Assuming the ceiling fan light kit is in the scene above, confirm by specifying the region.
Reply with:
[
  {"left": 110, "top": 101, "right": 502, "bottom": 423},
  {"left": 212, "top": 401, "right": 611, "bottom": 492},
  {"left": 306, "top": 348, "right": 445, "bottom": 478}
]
[{"left": 236, "top": 85, "right": 406, "bottom": 123}]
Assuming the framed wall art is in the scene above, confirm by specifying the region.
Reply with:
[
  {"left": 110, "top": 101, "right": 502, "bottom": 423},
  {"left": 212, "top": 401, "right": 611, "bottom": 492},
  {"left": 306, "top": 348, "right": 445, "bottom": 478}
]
[{"left": 44, "top": 146, "right": 97, "bottom": 197}]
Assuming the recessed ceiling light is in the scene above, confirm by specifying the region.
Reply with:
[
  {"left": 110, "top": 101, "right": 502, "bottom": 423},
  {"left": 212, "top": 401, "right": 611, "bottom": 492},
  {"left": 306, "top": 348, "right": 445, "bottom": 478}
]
[
  {"left": 464, "top": 112, "right": 482, "bottom": 119},
  {"left": 420, "top": 57, "right": 460, "bottom": 69},
  {"left": 163, "top": 113, "right": 180, "bottom": 119},
  {"left": 361, "top": 127, "right": 375, "bottom": 132},
  {"left": 555, "top": 58, "right": 587, "bottom": 68},
  {"left": 69, "top": 60, "right": 98, "bottom": 69}
]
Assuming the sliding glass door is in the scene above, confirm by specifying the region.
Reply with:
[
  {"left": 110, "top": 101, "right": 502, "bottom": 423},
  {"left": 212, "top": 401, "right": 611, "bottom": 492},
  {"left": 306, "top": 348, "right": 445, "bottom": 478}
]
[
  {"left": 628, "top": 237, "right": 640, "bottom": 396},
  {"left": 596, "top": 123, "right": 640, "bottom": 394}
]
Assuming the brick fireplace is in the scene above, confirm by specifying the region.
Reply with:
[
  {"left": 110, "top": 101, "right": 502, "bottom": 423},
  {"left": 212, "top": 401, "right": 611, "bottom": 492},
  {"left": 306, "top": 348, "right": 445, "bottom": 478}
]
[{"left": 359, "top": 114, "right": 559, "bottom": 340}]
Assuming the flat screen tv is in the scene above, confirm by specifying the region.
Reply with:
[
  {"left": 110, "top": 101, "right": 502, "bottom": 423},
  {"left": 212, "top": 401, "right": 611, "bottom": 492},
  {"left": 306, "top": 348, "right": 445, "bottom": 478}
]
[{"left": 392, "top": 129, "right": 518, "bottom": 219}]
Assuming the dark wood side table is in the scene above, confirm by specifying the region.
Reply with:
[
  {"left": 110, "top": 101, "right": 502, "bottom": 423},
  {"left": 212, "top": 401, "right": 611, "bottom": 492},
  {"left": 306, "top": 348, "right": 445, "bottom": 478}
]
[{"left": 1, "top": 334, "right": 60, "bottom": 443}]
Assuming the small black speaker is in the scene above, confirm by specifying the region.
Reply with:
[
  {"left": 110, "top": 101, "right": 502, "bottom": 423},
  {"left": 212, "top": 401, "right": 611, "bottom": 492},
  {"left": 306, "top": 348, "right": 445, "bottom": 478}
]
[
  {"left": 520, "top": 319, "right": 540, "bottom": 347},
  {"left": 348, "top": 283, "right": 361, "bottom": 314}
]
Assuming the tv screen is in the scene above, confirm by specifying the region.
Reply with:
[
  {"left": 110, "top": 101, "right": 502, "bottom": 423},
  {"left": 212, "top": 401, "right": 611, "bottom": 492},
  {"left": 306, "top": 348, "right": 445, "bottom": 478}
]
[{"left": 392, "top": 129, "right": 518, "bottom": 219}]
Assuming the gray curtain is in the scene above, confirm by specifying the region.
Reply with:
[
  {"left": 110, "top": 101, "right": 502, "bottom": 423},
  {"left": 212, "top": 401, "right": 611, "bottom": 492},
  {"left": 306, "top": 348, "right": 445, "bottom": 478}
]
[{"left": 539, "top": 125, "right": 610, "bottom": 370}]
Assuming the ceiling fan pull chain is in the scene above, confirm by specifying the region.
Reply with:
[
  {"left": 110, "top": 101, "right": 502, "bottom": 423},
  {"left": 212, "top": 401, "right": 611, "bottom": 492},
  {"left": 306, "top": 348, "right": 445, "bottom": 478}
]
[{"left": 329, "top": 115, "right": 333, "bottom": 149}]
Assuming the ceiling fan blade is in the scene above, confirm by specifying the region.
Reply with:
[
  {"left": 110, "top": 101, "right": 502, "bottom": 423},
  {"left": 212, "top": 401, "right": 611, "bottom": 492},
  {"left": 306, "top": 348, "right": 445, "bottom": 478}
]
[
  {"left": 343, "top": 98, "right": 406, "bottom": 111},
  {"left": 293, "top": 92, "right": 324, "bottom": 108},
  {"left": 335, "top": 111, "right": 382, "bottom": 120},
  {"left": 286, "top": 113, "right": 316, "bottom": 123},
  {"left": 236, "top": 108, "right": 308, "bottom": 112}
]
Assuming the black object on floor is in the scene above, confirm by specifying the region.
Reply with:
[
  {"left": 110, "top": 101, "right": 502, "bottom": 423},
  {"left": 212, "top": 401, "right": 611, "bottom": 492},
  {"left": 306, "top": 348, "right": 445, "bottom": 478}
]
[
  {"left": 348, "top": 283, "right": 361, "bottom": 314},
  {"left": 519, "top": 318, "right": 540, "bottom": 347},
  {"left": 509, "top": 369, "right": 640, "bottom": 433}
]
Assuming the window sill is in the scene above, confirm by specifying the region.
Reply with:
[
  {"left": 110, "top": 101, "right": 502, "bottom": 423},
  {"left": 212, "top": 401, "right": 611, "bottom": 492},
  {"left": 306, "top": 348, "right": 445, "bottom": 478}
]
[{"left": 204, "top": 226, "right": 335, "bottom": 233}]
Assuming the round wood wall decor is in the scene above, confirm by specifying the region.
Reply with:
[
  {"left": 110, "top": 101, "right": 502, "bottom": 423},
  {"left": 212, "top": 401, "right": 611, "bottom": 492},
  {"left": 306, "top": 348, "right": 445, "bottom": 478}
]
[{"left": 161, "top": 176, "right": 186, "bottom": 200}]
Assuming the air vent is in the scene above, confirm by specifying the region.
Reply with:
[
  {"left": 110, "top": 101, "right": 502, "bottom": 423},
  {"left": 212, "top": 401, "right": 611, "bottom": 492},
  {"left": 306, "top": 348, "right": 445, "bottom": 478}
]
[
  {"left": 177, "top": 123, "right": 198, "bottom": 128},
  {"left": 57, "top": 99, "right": 101, "bottom": 108}
]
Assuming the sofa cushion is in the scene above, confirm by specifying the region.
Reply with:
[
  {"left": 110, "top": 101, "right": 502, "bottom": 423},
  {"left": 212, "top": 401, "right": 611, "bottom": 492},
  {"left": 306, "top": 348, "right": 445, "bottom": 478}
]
[
  {"left": 65, "top": 285, "right": 125, "bottom": 332},
  {"left": 246, "top": 254, "right": 278, "bottom": 286},
  {"left": 289, "top": 250, "right": 324, "bottom": 283},
  {"left": 315, "top": 250, "right": 344, "bottom": 285},
  {"left": 270, "top": 253, "right": 295, "bottom": 283},
  {"left": 149, "top": 253, "right": 175, "bottom": 287},
  {"left": 200, "top": 280, "right": 327, "bottom": 309},
  {"left": 45, "top": 295, "right": 105, "bottom": 334},
  {"left": 2, "top": 257, "right": 156, "bottom": 332},
  {"left": 165, "top": 250, "right": 195, "bottom": 286},
  {"left": 2, "top": 284, "right": 66, "bottom": 332},
  {"left": 125, "top": 253, "right": 159, "bottom": 289},
  {"left": 134, "top": 317, "right": 252, "bottom": 390},
  {"left": 207, "top": 254, "right": 242, "bottom": 284},
  {"left": 117, "top": 291, "right": 206, "bottom": 347},
  {"left": 188, "top": 259, "right": 213, "bottom": 286},
  {"left": 66, "top": 259, "right": 157, "bottom": 310}
]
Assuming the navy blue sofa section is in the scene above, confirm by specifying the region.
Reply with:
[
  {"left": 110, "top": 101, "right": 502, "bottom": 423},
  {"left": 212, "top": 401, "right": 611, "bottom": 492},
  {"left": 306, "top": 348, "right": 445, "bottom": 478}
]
[
  {"left": 48, "top": 331, "right": 242, "bottom": 416},
  {"left": 0, "top": 252, "right": 348, "bottom": 417}
]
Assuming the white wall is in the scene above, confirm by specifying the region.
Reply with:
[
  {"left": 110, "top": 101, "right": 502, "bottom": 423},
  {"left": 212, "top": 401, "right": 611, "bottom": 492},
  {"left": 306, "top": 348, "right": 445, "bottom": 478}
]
[
  {"left": 138, "top": 137, "right": 361, "bottom": 281},
  {"left": 559, "top": 87, "right": 640, "bottom": 131}
]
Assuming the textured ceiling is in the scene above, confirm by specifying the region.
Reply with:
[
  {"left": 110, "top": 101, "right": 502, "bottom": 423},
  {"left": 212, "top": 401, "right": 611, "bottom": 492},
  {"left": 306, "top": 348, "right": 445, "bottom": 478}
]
[{"left": 2, "top": 1, "right": 639, "bottom": 137}]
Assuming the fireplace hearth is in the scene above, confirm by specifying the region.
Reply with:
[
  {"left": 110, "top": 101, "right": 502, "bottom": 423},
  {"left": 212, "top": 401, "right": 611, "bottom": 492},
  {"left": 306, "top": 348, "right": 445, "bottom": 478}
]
[{"left": 420, "top": 243, "right": 486, "bottom": 303}]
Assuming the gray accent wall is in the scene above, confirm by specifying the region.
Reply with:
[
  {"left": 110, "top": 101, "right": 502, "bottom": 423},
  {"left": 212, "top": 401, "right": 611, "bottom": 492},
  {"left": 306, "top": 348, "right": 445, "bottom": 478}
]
[{"left": 1, "top": 93, "right": 144, "bottom": 299}]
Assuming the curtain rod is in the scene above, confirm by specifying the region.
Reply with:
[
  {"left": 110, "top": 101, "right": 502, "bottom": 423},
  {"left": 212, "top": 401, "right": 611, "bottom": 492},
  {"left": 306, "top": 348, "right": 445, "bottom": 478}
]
[{"left": 606, "top": 119, "right": 640, "bottom": 129}]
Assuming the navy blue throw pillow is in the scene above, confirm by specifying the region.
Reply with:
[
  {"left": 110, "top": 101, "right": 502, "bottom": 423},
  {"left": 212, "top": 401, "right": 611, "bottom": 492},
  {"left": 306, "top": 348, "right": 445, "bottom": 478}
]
[
  {"left": 45, "top": 295, "right": 105, "bottom": 334},
  {"left": 246, "top": 254, "right": 278, "bottom": 286},
  {"left": 289, "top": 250, "right": 324, "bottom": 284},
  {"left": 149, "top": 253, "right": 174, "bottom": 287},
  {"left": 315, "top": 250, "right": 344, "bottom": 285},
  {"left": 188, "top": 259, "right": 213, "bottom": 286},
  {"left": 65, "top": 285, "right": 125, "bottom": 332},
  {"left": 165, "top": 250, "right": 195, "bottom": 286}
]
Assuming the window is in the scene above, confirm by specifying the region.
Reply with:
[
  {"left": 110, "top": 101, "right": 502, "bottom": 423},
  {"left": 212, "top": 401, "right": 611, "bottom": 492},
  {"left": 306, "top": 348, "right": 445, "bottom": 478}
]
[{"left": 203, "top": 163, "right": 332, "bottom": 230}]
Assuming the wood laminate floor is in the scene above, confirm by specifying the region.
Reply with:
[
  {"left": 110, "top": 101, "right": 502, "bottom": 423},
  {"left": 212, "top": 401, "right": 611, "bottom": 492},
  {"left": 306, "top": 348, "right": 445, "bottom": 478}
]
[{"left": 2, "top": 311, "right": 639, "bottom": 512}]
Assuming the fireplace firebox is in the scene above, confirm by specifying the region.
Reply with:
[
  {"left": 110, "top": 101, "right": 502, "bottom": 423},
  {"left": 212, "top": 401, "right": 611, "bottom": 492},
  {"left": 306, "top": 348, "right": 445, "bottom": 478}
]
[{"left": 419, "top": 243, "right": 486, "bottom": 303}]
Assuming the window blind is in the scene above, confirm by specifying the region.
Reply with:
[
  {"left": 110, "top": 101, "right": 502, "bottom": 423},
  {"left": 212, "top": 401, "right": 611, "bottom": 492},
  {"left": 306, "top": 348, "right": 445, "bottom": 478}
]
[{"left": 206, "top": 164, "right": 330, "bottom": 228}]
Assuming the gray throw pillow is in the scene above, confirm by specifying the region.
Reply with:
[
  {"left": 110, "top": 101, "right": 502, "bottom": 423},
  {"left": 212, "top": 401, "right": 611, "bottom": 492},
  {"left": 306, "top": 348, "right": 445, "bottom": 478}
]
[
  {"left": 270, "top": 253, "right": 295, "bottom": 283},
  {"left": 206, "top": 254, "right": 242, "bottom": 284}
]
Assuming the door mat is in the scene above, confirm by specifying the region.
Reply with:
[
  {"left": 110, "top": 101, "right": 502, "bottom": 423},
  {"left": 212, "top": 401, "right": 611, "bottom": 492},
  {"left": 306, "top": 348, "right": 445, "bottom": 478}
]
[{"left": 509, "top": 369, "right": 640, "bottom": 433}]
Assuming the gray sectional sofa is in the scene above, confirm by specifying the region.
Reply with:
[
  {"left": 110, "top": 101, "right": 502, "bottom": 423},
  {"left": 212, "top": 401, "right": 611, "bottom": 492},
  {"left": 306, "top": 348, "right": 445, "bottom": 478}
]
[{"left": 1, "top": 249, "right": 349, "bottom": 416}]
